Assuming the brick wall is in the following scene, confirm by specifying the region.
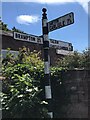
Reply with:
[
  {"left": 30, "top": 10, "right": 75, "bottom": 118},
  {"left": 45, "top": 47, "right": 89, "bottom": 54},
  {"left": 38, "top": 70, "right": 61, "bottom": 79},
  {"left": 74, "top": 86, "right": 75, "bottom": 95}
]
[{"left": 2, "top": 34, "right": 63, "bottom": 65}]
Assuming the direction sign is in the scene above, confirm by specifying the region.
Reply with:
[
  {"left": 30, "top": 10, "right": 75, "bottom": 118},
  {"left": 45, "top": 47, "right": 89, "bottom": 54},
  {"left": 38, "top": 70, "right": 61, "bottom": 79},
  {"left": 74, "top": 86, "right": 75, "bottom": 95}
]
[{"left": 48, "top": 12, "right": 74, "bottom": 32}]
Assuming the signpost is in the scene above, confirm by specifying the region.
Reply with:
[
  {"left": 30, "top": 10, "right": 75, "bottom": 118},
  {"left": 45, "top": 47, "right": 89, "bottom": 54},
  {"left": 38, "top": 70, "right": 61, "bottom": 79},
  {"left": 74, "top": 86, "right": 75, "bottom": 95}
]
[
  {"left": 48, "top": 12, "right": 74, "bottom": 32},
  {"left": 42, "top": 8, "right": 74, "bottom": 118},
  {"left": 42, "top": 8, "right": 53, "bottom": 118},
  {"left": 14, "top": 32, "right": 73, "bottom": 50}
]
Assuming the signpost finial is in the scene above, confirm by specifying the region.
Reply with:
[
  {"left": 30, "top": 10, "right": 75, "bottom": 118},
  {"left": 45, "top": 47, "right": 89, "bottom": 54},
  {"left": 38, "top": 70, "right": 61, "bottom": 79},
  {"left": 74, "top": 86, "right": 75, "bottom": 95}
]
[
  {"left": 42, "top": 8, "right": 47, "bottom": 12},
  {"left": 42, "top": 8, "right": 47, "bottom": 19}
]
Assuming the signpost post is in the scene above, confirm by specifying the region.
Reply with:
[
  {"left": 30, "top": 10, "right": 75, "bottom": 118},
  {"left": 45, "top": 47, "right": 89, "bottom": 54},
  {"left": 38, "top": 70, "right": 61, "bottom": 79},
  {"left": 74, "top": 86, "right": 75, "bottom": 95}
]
[
  {"left": 42, "top": 8, "right": 53, "bottom": 118},
  {"left": 42, "top": 8, "right": 74, "bottom": 118}
]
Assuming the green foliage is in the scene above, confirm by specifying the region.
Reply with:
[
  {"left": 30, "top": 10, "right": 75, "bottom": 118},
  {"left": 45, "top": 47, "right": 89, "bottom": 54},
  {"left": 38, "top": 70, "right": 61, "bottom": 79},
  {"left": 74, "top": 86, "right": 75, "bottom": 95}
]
[
  {"left": 12, "top": 27, "right": 25, "bottom": 33},
  {"left": 50, "top": 66, "right": 65, "bottom": 83},
  {"left": 0, "top": 20, "right": 10, "bottom": 31},
  {"left": 57, "top": 50, "right": 90, "bottom": 70},
  {"left": 1, "top": 47, "right": 48, "bottom": 118},
  {"left": 0, "top": 20, "right": 25, "bottom": 33},
  {"left": 82, "top": 49, "right": 90, "bottom": 69},
  {"left": 1, "top": 47, "right": 65, "bottom": 118},
  {"left": 2, "top": 73, "right": 48, "bottom": 118}
]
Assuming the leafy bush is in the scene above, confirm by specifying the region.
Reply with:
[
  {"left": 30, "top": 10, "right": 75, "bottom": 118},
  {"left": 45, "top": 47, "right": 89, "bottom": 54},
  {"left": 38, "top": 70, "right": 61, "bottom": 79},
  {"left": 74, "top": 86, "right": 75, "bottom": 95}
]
[
  {"left": 82, "top": 49, "right": 90, "bottom": 69},
  {"left": 57, "top": 50, "right": 90, "bottom": 70},
  {"left": 1, "top": 47, "right": 48, "bottom": 118},
  {"left": 1, "top": 47, "right": 66, "bottom": 118}
]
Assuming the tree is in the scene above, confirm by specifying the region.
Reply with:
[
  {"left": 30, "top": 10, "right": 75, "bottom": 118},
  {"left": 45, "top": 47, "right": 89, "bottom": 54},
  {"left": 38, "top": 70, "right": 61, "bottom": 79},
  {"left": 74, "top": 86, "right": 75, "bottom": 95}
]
[
  {"left": 57, "top": 51, "right": 83, "bottom": 69},
  {"left": 82, "top": 49, "right": 90, "bottom": 69},
  {"left": 12, "top": 27, "right": 25, "bottom": 33},
  {"left": 57, "top": 49, "right": 90, "bottom": 70},
  {"left": 0, "top": 20, "right": 10, "bottom": 31}
]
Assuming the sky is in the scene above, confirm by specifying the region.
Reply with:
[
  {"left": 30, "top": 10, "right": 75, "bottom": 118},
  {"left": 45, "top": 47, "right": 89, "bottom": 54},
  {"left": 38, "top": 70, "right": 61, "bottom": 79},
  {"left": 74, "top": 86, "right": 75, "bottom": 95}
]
[{"left": 1, "top": 1, "right": 89, "bottom": 52}]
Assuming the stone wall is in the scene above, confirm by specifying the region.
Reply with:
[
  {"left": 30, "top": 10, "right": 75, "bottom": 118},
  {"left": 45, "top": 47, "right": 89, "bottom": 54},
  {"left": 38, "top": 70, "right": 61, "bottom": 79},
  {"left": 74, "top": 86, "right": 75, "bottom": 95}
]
[
  {"left": 52, "top": 70, "right": 89, "bottom": 118},
  {"left": 63, "top": 70, "right": 88, "bottom": 118}
]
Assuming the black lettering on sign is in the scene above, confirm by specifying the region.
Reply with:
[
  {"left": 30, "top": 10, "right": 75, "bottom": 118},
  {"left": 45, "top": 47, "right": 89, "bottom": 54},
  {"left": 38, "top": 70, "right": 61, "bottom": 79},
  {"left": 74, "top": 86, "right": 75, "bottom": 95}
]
[
  {"left": 29, "top": 36, "right": 31, "bottom": 41},
  {"left": 15, "top": 33, "right": 18, "bottom": 38},
  {"left": 37, "top": 37, "right": 41, "bottom": 43},
  {"left": 57, "top": 22, "right": 62, "bottom": 28},
  {"left": 31, "top": 37, "right": 35, "bottom": 41},
  {"left": 67, "top": 13, "right": 74, "bottom": 25},
  {"left": 48, "top": 12, "right": 74, "bottom": 32},
  {"left": 17, "top": 34, "right": 20, "bottom": 39}
]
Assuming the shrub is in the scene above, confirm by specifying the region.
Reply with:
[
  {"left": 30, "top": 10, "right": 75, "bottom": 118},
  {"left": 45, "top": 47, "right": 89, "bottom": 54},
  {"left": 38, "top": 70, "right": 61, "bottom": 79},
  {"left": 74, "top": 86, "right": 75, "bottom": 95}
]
[
  {"left": 1, "top": 47, "right": 48, "bottom": 118},
  {"left": 1, "top": 47, "right": 65, "bottom": 118}
]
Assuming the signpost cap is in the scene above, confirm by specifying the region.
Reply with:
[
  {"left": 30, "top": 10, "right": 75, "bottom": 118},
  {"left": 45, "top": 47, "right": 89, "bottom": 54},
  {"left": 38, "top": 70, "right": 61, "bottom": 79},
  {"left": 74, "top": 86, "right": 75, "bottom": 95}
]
[{"left": 42, "top": 8, "right": 47, "bottom": 12}]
